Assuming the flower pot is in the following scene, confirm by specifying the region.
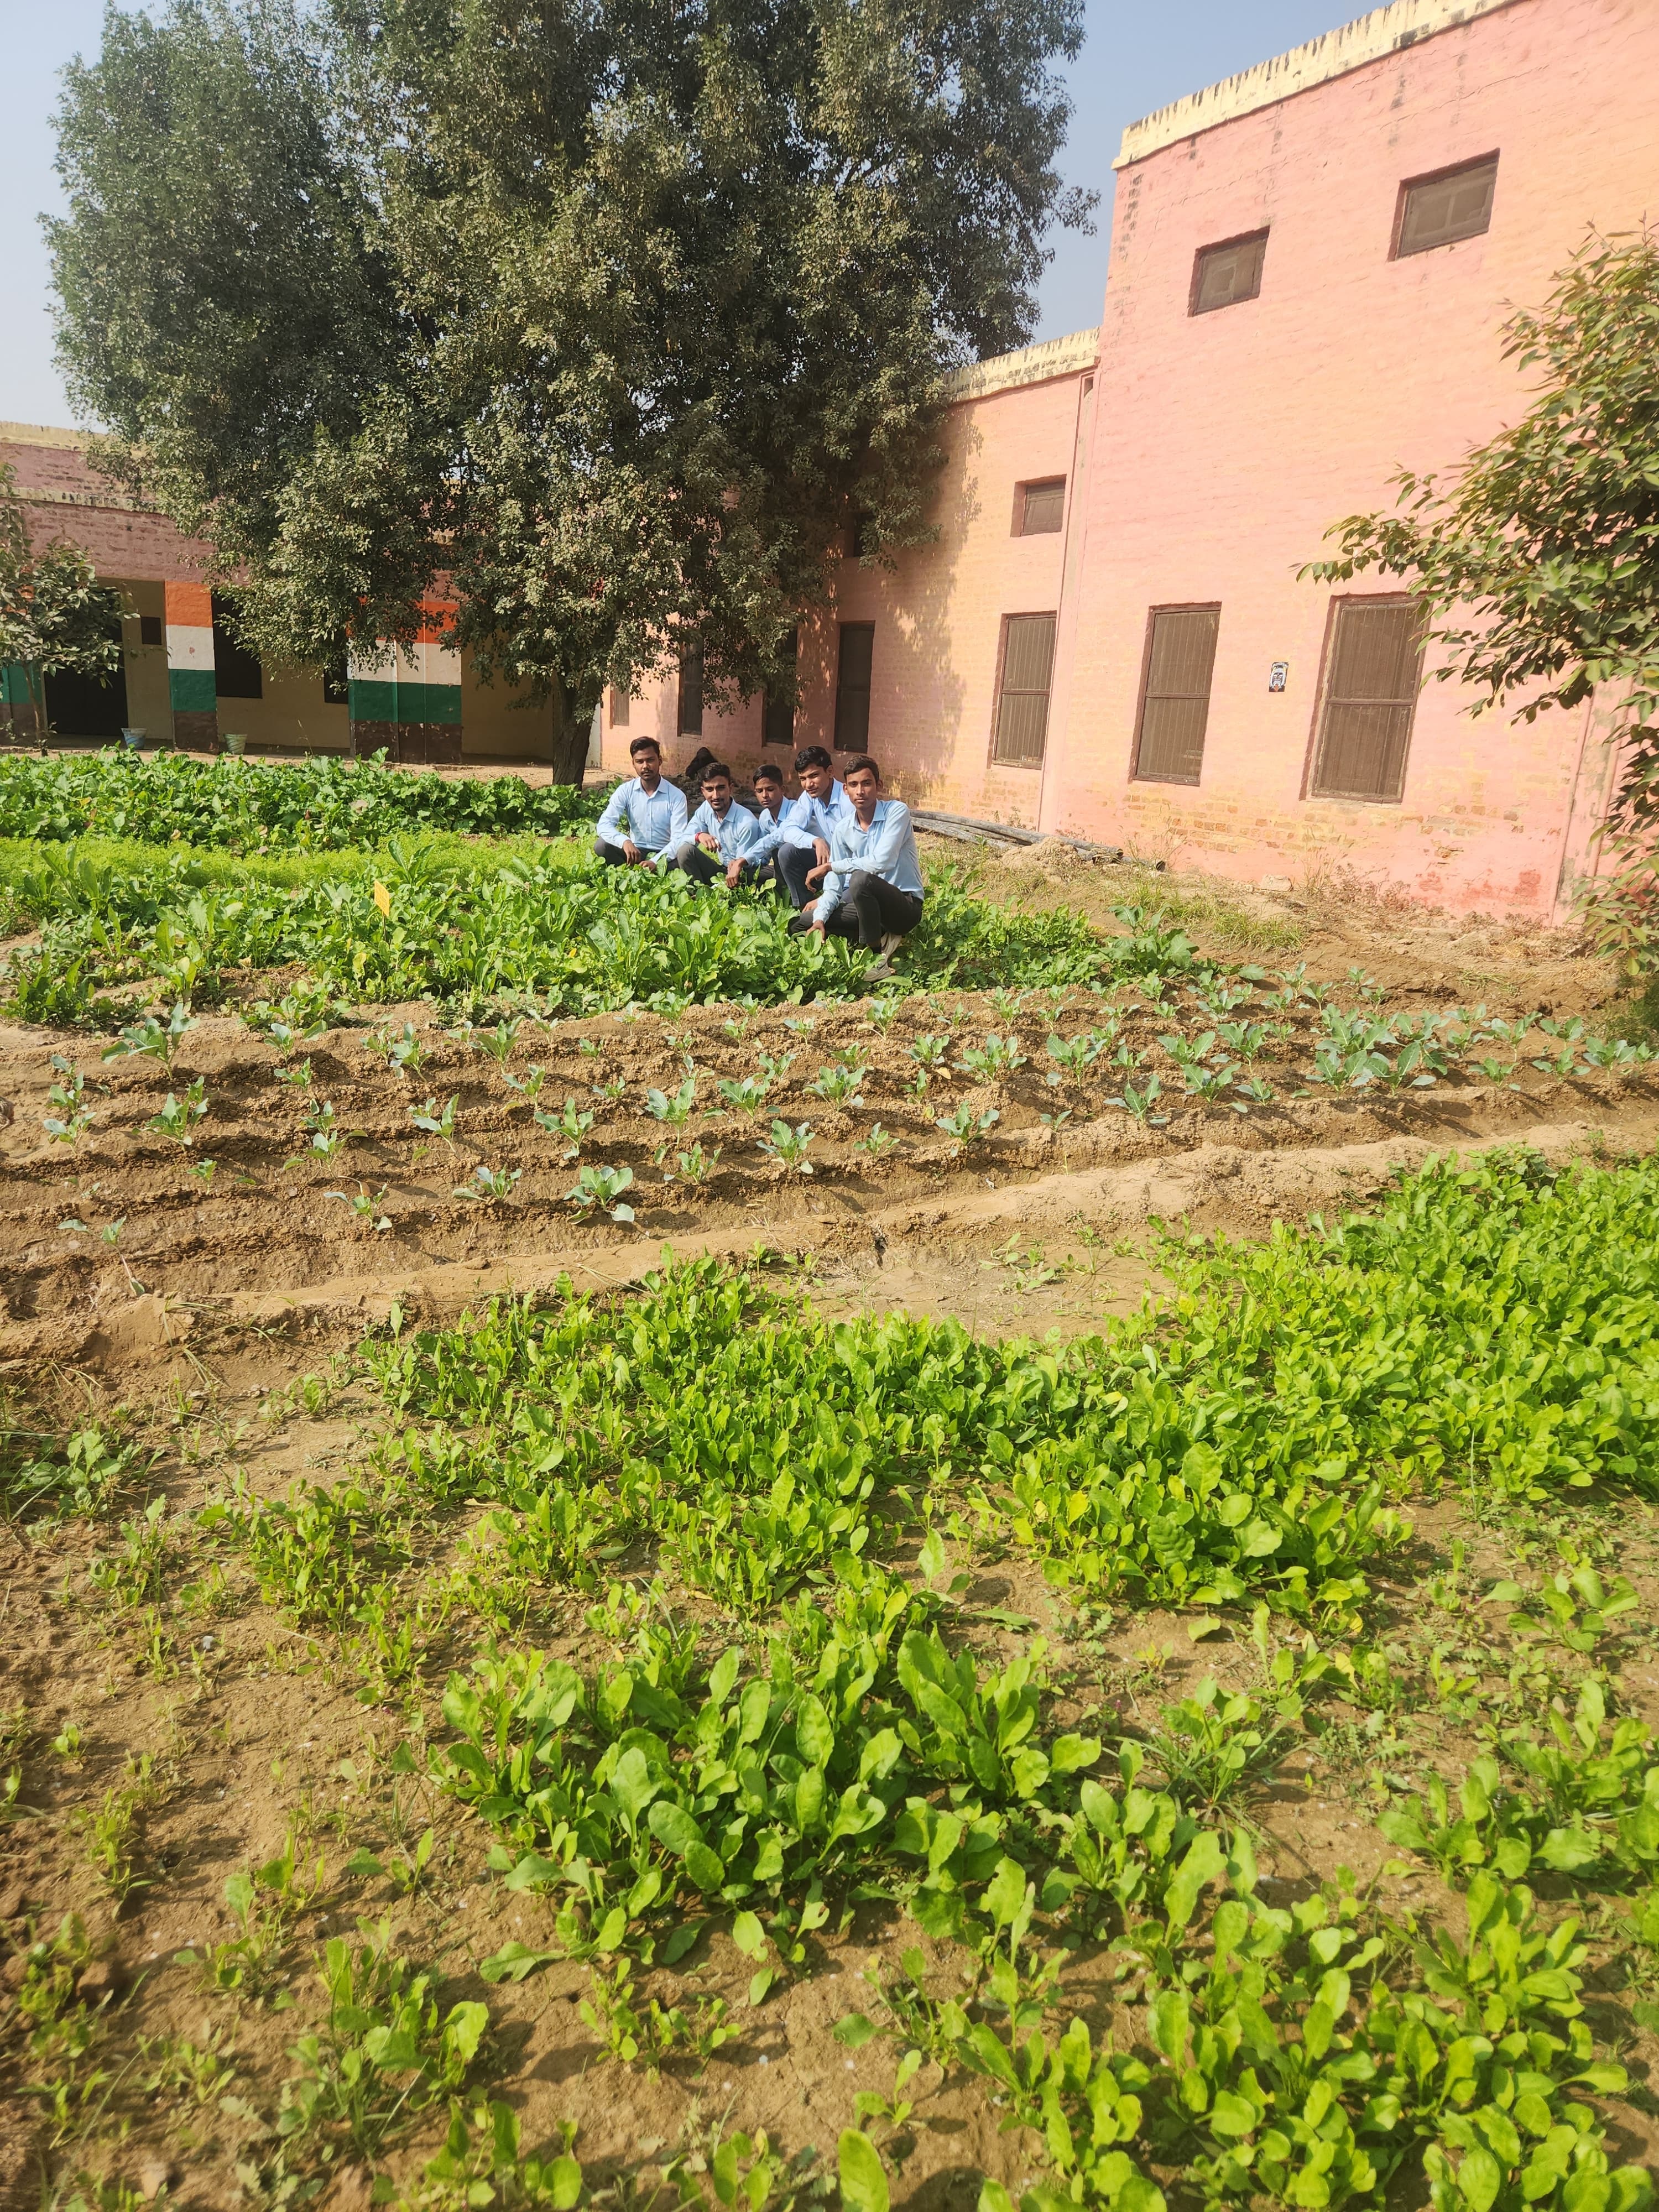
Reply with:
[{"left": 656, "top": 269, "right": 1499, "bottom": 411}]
[
  {"left": 222, "top": 732, "right": 247, "bottom": 756},
  {"left": 120, "top": 728, "right": 146, "bottom": 751}
]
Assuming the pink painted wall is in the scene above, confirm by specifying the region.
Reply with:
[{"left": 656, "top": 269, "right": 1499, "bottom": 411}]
[
  {"left": 1045, "top": 0, "right": 1657, "bottom": 915},
  {"left": 599, "top": 358, "right": 1095, "bottom": 809}
]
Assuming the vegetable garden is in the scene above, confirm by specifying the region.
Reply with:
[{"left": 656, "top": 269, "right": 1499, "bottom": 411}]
[{"left": 1, "top": 751, "right": 1657, "bottom": 2212}]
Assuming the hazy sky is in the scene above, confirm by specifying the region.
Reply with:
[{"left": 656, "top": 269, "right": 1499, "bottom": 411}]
[{"left": 0, "top": 0, "right": 1365, "bottom": 427}]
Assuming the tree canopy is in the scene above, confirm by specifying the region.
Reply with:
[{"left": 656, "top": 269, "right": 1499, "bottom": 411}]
[
  {"left": 1305, "top": 230, "right": 1659, "bottom": 954},
  {"left": 50, "top": 0, "right": 1091, "bottom": 775}
]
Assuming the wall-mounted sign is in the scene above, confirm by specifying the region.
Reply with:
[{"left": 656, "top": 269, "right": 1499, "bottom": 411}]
[{"left": 1268, "top": 661, "right": 1289, "bottom": 692}]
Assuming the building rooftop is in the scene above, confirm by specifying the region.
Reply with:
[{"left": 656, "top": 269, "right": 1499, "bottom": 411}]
[
  {"left": 943, "top": 327, "right": 1098, "bottom": 403},
  {"left": 1116, "top": 0, "right": 1523, "bottom": 168}
]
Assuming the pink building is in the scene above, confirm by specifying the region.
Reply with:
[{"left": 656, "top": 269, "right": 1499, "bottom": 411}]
[{"left": 613, "top": 0, "right": 1655, "bottom": 919}]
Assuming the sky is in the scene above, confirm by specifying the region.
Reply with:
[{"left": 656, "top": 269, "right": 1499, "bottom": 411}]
[{"left": 0, "top": 0, "right": 1368, "bottom": 429}]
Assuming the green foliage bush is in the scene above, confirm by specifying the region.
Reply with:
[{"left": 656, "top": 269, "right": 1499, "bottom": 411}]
[{"left": 0, "top": 749, "right": 601, "bottom": 850}]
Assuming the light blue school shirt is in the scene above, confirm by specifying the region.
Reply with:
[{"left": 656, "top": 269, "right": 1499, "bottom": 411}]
[
  {"left": 596, "top": 775, "right": 689, "bottom": 853},
  {"left": 749, "top": 781, "right": 852, "bottom": 865},
  {"left": 683, "top": 799, "right": 760, "bottom": 861},
  {"left": 814, "top": 799, "right": 927, "bottom": 924}
]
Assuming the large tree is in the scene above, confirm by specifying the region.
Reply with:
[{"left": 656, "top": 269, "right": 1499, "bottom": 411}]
[
  {"left": 50, "top": 0, "right": 1091, "bottom": 777},
  {"left": 1306, "top": 230, "right": 1659, "bottom": 964}
]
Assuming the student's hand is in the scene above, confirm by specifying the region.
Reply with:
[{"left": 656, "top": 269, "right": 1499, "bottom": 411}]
[
  {"left": 811, "top": 920, "right": 826, "bottom": 940},
  {"left": 812, "top": 837, "right": 830, "bottom": 867},
  {"left": 724, "top": 858, "right": 745, "bottom": 890},
  {"left": 622, "top": 839, "right": 643, "bottom": 864},
  {"left": 806, "top": 861, "right": 830, "bottom": 888},
  {"left": 695, "top": 833, "right": 719, "bottom": 852}
]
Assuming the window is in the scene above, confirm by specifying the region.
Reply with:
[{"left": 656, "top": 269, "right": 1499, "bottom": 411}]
[
  {"left": 1309, "top": 596, "right": 1425, "bottom": 802},
  {"left": 1190, "top": 230, "right": 1268, "bottom": 315},
  {"left": 1394, "top": 154, "right": 1498, "bottom": 257},
  {"left": 677, "top": 641, "right": 703, "bottom": 735},
  {"left": 322, "top": 659, "right": 349, "bottom": 706},
  {"left": 763, "top": 627, "right": 799, "bottom": 745},
  {"left": 992, "top": 613, "right": 1056, "bottom": 767},
  {"left": 1132, "top": 606, "right": 1219, "bottom": 785},
  {"left": 833, "top": 622, "right": 874, "bottom": 751},
  {"left": 211, "top": 592, "right": 262, "bottom": 699},
  {"left": 1016, "top": 479, "right": 1066, "bottom": 536},
  {"left": 610, "top": 687, "right": 629, "bottom": 728},
  {"left": 138, "top": 614, "right": 163, "bottom": 648}
]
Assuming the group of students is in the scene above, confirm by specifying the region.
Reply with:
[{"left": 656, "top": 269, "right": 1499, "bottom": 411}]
[{"left": 594, "top": 735, "right": 925, "bottom": 974}]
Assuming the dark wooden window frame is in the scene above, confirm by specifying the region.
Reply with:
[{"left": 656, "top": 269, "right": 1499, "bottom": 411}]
[
  {"left": 1013, "top": 478, "right": 1067, "bottom": 536},
  {"left": 1390, "top": 152, "right": 1499, "bottom": 259},
  {"left": 1303, "top": 592, "right": 1426, "bottom": 805},
  {"left": 988, "top": 610, "right": 1057, "bottom": 770},
  {"left": 1131, "top": 602, "right": 1220, "bottom": 787},
  {"left": 1188, "top": 228, "right": 1269, "bottom": 316}
]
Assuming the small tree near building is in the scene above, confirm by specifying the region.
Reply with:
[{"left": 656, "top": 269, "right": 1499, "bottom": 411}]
[
  {"left": 1306, "top": 229, "right": 1659, "bottom": 971},
  {"left": 0, "top": 466, "right": 126, "bottom": 738}
]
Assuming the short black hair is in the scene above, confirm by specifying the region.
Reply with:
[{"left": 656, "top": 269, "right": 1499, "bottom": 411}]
[
  {"left": 700, "top": 761, "right": 733, "bottom": 785},
  {"left": 629, "top": 735, "right": 661, "bottom": 758},
  {"left": 753, "top": 761, "right": 783, "bottom": 784},
  {"left": 794, "top": 744, "right": 832, "bottom": 774},
  {"left": 842, "top": 754, "right": 882, "bottom": 781}
]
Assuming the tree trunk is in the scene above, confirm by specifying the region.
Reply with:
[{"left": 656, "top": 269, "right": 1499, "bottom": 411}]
[{"left": 549, "top": 670, "right": 598, "bottom": 786}]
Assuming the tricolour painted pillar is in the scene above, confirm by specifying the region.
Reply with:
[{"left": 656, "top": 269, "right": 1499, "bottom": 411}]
[
  {"left": 1, "top": 662, "right": 42, "bottom": 738},
  {"left": 348, "top": 601, "right": 462, "bottom": 764},
  {"left": 164, "top": 581, "right": 217, "bottom": 749}
]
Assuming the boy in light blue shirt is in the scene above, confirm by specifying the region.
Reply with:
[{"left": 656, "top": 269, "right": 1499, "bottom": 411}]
[
  {"left": 742, "top": 745, "right": 853, "bottom": 906},
  {"left": 794, "top": 754, "right": 925, "bottom": 978},
  {"left": 594, "top": 737, "right": 690, "bottom": 864},
  {"left": 672, "top": 762, "right": 759, "bottom": 885}
]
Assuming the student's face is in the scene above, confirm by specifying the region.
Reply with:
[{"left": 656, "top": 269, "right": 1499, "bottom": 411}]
[
  {"left": 799, "top": 763, "right": 833, "bottom": 799},
  {"left": 755, "top": 780, "right": 782, "bottom": 813},
  {"left": 702, "top": 775, "right": 732, "bottom": 811},
  {"left": 845, "top": 768, "right": 880, "bottom": 810},
  {"left": 632, "top": 749, "right": 661, "bottom": 784}
]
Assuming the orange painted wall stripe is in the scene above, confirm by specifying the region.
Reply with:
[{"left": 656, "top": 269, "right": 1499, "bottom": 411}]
[{"left": 163, "top": 580, "right": 212, "bottom": 627}]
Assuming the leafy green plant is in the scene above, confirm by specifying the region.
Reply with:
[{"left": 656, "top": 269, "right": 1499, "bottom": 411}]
[
  {"left": 147, "top": 1076, "right": 208, "bottom": 1146},
  {"left": 456, "top": 1164, "right": 523, "bottom": 1204},
  {"left": 758, "top": 1118, "right": 816, "bottom": 1173},
  {"left": 327, "top": 1183, "right": 393, "bottom": 1232},
  {"left": 411, "top": 1094, "right": 460, "bottom": 1144},
  {"left": 102, "top": 1000, "right": 195, "bottom": 1072},
  {"left": 645, "top": 1076, "right": 697, "bottom": 1127},
  {"left": 935, "top": 1103, "right": 1000, "bottom": 1147},
  {"left": 807, "top": 1062, "right": 864, "bottom": 1104},
  {"left": 566, "top": 1164, "right": 635, "bottom": 1222},
  {"left": 578, "top": 1957, "right": 733, "bottom": 2074},
  {"left": 275, "top": 1918, "right": 489, "bottom": 2161},
  {"left": 408, "top": 2101, "right": 583, "bottom": 2210}
]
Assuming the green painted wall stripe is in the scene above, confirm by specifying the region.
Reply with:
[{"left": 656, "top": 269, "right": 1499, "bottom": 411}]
[
  {"left": 347, "top": 679, "right": 462, "bottom": 727},
  {"left": 416, "top": 683, "right": 463, "bottom": 727},
  {"left": 169, "top": 668, "right": 217, "bottom": 712},
  {"left": 2, "top": 664, "right": 38, "bottom": 706},
  {"left": 348, "top": 679, "right": 399, "bottom": 721}
]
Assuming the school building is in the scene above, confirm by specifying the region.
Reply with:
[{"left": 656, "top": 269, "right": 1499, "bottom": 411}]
[{"left": 3, "top": 0, "right": 1653, "bottom": 917}]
